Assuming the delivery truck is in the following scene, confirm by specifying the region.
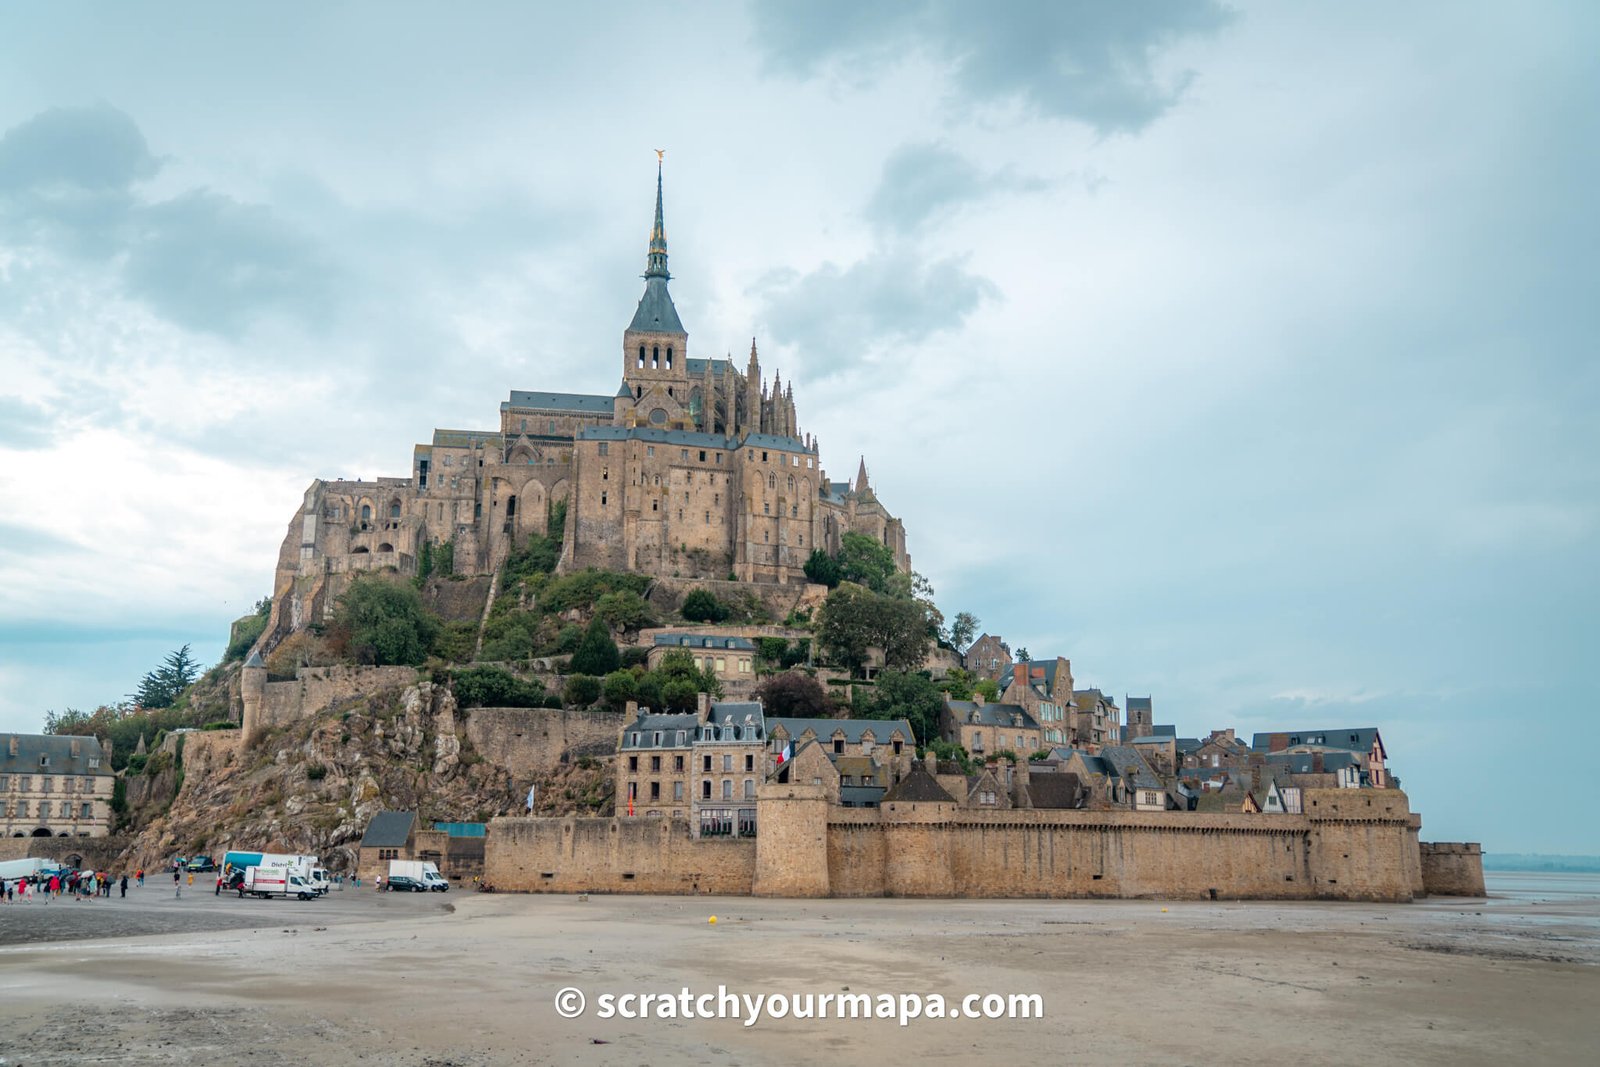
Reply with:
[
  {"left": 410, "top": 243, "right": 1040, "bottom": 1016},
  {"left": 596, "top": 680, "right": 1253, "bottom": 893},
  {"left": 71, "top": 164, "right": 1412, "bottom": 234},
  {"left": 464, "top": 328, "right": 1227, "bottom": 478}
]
[
  {"left": 239, "top": 866, "right": 319, "bottom": 900},
  {"left": 0, "top": 857, "right": 52, "bottom": 883},
  {"left": 387, "top": 859, "right": 449, "bottom": 891},
  {"left": 222, "top": 851, "right": 328, "bottom": 893}
]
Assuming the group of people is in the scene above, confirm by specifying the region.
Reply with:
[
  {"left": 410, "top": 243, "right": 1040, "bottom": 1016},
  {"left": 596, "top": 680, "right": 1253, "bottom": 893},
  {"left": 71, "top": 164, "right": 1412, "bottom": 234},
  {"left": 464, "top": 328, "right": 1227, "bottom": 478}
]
[{"left": 1, "top": 868, "right": 143, "bottom": 902}]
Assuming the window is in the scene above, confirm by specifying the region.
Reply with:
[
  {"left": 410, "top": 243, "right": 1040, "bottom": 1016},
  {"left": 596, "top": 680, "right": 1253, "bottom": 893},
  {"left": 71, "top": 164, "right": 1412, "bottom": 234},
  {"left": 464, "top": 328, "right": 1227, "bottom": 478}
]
[
  {"left": 628, "top": 755, "right": 638, "bottom": 772},
  {"left": 744, "top": 779, "right": 755, "bottom": 799},
  {"left": 598, "top": 442, "right": 609, "bottom": 456},
  {"left": 40, "top": 777, "right": 52, "bottom": 794},
  {"left": 745, "top": 754, "right": 754, "bottom": 772},
  {"left": 702, "top": 780, "right": 711, "bottom": 799},
  {"left": 722, "top": 779, "right": 733, "bottom": 799},
  {"left": 699, "top": 450, "right": 706, "bottom": 461},
  {"left": 722, "top": 754, "right": 733, "bottom": 772},
  {"left": 601, "top": 492, "right": 607, "bottom": 507},
  {"left": 650, "top": 781, "right": 661, "bottom": 800},
  {"left": 38, "top": 755, "right": 48, "bottom": 767},
  {"left": 650, "top": 756, "right": 661, "bottom": 772},
  {"left": 674, "top": 755, "right": 684, "bottom": 771},
  {"left": 702, "top": 755, "right": 712, "bottom": 772},
  {"left": 80, "top": 803, "right": 92, "bottom": 818},
  {"left": 647, "top": 446, "right": 655, "bottom": 456},
  {"left": 674, "top": 781, "right": 684, "bottom": 800},
  {"left": 834, "top": 739, "right": 844, "bottom": 754}
]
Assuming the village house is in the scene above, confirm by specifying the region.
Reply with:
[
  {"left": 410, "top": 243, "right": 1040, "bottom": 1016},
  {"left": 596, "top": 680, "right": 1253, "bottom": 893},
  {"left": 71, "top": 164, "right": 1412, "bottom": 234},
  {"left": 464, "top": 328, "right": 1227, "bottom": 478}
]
[
  {"left": 615, "top": 696, "right": 767, "bottom": 834},
  {"left": 1, "top": 733, "right": 116, "bottom": 839},
  {"left": 1251, "top": 727, "right": 1390, "bottom": 787},
  {"left": 963, "top": 633, "right": 1013, "bottom": 683},
  {"left": 646, "top": 632, "right": 757, "bottom": 691},
  {"left": 941, "top": 698, "right": 1044, "bottom": 758},
  {"left": 766, "top": 716, "right": 915, "bottom": 785},
  {"left": 995, "top": 664, "right": 1069, "bottom": 745}
]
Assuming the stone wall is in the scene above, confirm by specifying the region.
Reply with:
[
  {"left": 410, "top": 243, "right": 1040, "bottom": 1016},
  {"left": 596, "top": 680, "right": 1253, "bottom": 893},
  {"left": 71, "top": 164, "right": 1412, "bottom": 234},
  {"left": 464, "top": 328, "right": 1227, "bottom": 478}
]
[
  {"left": 462, "top": 706, "right": 621, "bottom": 774},
  {"left": 486, "top": 815, "right": 756, "bottom": 894},
  {"left": 484, "top": 788, "right": 1435, "bottom": 902},
  {"left": 0, "top": 834, "right": 135, "bottom": 871},
  {"left": 1419, "top": 842, "right": 1486, "bottom": 897},
  {"left": 249, "top": 664, "right": 420, "bottom": 743}
]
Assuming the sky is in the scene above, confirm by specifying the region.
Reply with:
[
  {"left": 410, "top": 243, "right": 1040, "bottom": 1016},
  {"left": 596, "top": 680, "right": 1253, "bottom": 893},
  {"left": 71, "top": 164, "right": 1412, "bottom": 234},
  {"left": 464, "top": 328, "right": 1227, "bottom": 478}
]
[{"left": 1, "top": 1, "right": 1595, "bottom": 854}]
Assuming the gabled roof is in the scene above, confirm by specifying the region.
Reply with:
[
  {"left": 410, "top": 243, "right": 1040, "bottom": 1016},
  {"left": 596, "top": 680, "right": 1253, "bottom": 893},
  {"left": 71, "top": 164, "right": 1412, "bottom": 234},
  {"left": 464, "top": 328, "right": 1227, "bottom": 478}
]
[
  {"left": 945, "top": 700, "right": 1041, "bottom": 731},
  {"left": 1252, "top": 728, "right": 1383, "bottom": 756},
  {"left": 741, "top": 432, "right": 810, "bottom": 453},
  {"left": 360, "top": 811, "right": 416, "bottom": 848},
  {"left": 652, "top": 633, "right": 757, "bottom": 651},
  {"left": 620, "top": 713, "right": 701, "bottom": 750},
  {"left": 685, "top": 357, "right": 735, "bottom": 378},
  {"left": 1026, "top": 772, "right": 1082, "bottom": 810},
  {"left": 505, "top": 390, "right": 616, "bottom": 414},
  {"left": 1126, "top": 696, "right": 1152, "bottom": 712},
  {"left": 1264, "top": 751, "right": 1360, "bottom": 774},
  {"left": 767, "top": 717, "right": 913, "bottom": 746},
  {"left": 1, "top": 733, "right": 111, "bottom": 777},
  {"left": 1099, "top": 746, "right": 1163, "bottom": 790},
  {"left": 882, "top": 764, "right": 954, "bottom": 803}
]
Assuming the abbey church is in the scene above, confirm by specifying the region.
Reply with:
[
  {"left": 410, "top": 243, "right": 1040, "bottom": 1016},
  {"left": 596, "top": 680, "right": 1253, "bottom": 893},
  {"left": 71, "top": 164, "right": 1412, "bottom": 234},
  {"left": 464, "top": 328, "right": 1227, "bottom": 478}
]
[{"left": 268, "top": 164, "right": 909, "bottom": 632}]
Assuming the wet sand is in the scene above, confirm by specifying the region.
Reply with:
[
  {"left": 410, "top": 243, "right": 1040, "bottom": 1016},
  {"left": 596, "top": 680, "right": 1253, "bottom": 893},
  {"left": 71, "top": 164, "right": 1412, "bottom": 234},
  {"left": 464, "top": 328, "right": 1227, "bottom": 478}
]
[{"left": 1, "top": 883, "right": 1596, "bottom": 1066}]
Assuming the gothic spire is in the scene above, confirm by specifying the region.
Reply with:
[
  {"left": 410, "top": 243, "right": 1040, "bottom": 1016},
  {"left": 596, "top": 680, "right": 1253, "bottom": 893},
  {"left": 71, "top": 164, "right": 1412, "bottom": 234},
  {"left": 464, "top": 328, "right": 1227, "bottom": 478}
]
[
  {"left": 855, "top": 456, "right": 870, "bottom": 493},
  {"left": 645, "top": 154, "right": 669, "bottom": 280}
]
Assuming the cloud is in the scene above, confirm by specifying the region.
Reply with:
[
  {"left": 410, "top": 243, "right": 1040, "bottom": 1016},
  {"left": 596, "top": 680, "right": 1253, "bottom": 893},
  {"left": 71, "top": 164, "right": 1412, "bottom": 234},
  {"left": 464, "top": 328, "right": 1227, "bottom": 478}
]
[
  {"left": 749, "top": 0, "right": 1235, "bottom": 133},
  {"left": 864, "top": 141, "right": 1058, "bottom": 234},
  {"left": 0, "top": 103, "right": 158, "bottom": 192},
  {"left": 753, "top": 247, "right": 998, "bottom": 375},
  {"left": 0, "top": 396, "right": 54, "bottom": 449},
  {"left": 0, "top": 106, "right": 337, "bottom": 336}
]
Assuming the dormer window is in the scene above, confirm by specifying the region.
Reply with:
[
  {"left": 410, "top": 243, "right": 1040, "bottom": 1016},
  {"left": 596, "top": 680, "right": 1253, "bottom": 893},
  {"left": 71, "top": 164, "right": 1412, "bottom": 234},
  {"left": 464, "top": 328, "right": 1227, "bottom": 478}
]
[{"left": 39, "top": 755, "right": 49, "bottom": 767}]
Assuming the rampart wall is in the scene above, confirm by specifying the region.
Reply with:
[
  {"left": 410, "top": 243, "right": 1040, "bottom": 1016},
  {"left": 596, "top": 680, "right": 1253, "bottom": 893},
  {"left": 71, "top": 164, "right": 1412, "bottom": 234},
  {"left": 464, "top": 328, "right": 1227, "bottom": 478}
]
[
  {"left": 1419, "top": 842, "right": 1486, "bottom": 897},
  {"left": 463, "top": 707, "right": 621, "bottom": 773},
  {"left": 487, "top": 788, "right": 1439, "bottom": 902}
]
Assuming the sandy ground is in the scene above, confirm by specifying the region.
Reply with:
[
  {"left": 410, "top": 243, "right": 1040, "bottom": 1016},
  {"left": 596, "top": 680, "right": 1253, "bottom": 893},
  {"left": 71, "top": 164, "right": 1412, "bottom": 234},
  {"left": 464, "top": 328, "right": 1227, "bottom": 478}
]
[{"left": 1, "top": 880, "right": 1597, "bottom": 1066}]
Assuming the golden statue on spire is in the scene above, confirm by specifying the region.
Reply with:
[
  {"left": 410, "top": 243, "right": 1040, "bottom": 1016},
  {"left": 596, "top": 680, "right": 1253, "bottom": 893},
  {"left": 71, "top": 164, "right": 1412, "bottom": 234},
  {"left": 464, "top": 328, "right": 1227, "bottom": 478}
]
[{"left": 655, "top": 148, "right": 665, "bottom": 164}]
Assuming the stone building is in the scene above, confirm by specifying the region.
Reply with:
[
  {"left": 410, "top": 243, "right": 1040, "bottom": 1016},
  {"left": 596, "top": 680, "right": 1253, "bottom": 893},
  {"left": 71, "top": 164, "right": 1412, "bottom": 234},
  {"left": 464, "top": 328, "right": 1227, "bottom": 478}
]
[
  {"left": 616, "top": 696, "right": 767, "bottom": 834},
  {"left": 646, "top": 633, "right": 757, "bottom": 691},
  {"left": 1, "top": 734, "right": 115, "bottom": 839},
  {"left": 964, "top": 634, "right": 1012, "bottom": 682},
  {"left": 766, "top": 717, "right": 916, "bottom": 787},
  {"left": 940, "top": 699, "right": 1044, "bottom": 758},
  {"left": 262, "top": 163, "right": 909, "bottom": 655}
]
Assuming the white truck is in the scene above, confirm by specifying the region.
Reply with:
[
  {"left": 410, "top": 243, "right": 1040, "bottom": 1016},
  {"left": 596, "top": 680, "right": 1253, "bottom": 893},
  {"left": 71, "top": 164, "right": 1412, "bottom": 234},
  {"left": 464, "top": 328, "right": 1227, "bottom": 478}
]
[
  {"left": 239, "top": 866, "right": 319, "bottom": 901},
  {"left": 223, "top": 851, "right": 329, "bottom": 894},
  {"left": 387, "top": 859, "right": 450, "bottom": 892},
  {"left": 0, "top": 857, "right": 51, "bottom": 884}
]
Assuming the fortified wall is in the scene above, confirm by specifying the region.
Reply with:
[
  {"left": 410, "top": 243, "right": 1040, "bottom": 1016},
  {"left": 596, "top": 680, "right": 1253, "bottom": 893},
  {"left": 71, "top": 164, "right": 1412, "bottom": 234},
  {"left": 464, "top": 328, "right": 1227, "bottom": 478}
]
[
  {"left": 1419, "top": 842, "right": 1487, "bottom": 896},
  {"left": 462, "top": 706, "right": 621, "bottom": 773},
  {"left": 487, "top": 787, "right": 1467, "bottom": 903},
  {"left": 241, "top": 662, "right": 419, "bottom": 746}
]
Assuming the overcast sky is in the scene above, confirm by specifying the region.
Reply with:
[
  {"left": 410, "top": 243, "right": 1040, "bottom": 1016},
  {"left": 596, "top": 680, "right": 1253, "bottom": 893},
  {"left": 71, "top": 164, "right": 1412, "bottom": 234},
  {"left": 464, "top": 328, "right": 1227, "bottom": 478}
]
[{"left": 1, "top": 2, "right": 1595, "bottom": 854}]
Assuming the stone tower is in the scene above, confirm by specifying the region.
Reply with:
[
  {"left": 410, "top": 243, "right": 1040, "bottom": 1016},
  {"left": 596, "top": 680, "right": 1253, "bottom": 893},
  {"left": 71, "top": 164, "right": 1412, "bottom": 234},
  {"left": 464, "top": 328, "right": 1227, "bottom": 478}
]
[
  {"left": 240, "top": 650, "right": 267, "bottom": 747},
  {"left": 620, "top": 158, "right": 691, "bottom": 424}
]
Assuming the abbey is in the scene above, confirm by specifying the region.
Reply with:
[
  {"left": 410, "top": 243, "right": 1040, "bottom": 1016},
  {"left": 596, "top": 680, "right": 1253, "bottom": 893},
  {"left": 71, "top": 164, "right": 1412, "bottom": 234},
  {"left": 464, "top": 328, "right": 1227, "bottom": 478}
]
[{"left": 269, "top": 165, "right": 908, "bottom": 630}]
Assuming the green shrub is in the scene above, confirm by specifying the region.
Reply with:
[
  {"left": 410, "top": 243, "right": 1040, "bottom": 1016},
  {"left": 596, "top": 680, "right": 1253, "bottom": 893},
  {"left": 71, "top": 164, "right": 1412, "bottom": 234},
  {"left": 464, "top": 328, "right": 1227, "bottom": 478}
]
[
  {"left": 306, "top": 763, "right": 328, "bottom": 781},
  {"left": 681, "top": 588, "right": 729, "bottom": 623},
  {"left": 620, "top": 646, "right": 650, "bottom": 668},
  {"left": 201, "top": 721, "right": 238, "bottom": 731},
  {"left": 569, "top": 618, "right": 620, "bottom": 676},
  {"left": 453, "top": 666, "right": 546, "bottom": 709},
  {"left": 595, "top": 590, "right": 657, "bottom": 632},
  {"left": 563, "top": 674, "right": 602, "bottom": 707}
]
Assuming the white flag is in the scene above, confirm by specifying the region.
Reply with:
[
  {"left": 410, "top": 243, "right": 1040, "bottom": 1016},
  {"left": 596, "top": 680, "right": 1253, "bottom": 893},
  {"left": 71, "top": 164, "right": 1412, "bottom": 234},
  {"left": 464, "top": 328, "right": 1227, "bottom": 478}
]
[{"left": 525, "top": 784, "right": 537, "bottom": 811}]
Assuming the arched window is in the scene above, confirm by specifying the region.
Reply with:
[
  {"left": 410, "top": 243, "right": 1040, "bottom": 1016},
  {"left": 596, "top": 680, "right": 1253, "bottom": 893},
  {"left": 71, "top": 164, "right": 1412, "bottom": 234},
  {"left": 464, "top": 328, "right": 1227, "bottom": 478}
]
[
  {"left": 768, "top": 474, "right": 775, "bottom": 489},
  {"left": 360, "top": 504, "right": 371, "bottom": 522},
  {"left": 389, "top": 500, "right": 401, "bottom": 520},
  {"left": 666, "top": 345, "right": 673, "bottom": 369},
  {"left": 635, "top": 385, "right": 642, "bottom": 399},
  {"left": 506, "top": 495, "right": 517, "bottom": 518},
  {"left": 637, "top": 345, "right": 645, "bottom": 368},
  {"left": 787, "top": 475, "right": 795, "bottom": 492},
  {"left": 602, "top": 468, "right": 609, "bottom": 481},
  {"left": 652, "top": 345, "right": 659, "bottom": 369}
]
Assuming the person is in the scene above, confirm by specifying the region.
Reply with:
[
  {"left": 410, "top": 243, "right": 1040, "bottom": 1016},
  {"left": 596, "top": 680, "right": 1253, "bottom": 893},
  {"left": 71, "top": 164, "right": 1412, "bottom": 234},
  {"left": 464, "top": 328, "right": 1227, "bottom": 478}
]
[
  {"left": 187, "top": 870, "right": 194, "bottom": 887},
  {"left": 173, "top": 867, "right": 180, "bottom": 886},
  {"left": 375, "top": 875, "right": 383, "bottom": 892},
  {"left": 136, "top": 867, "right": 144, "bottom": 887},
  {"left": 215, "top": 872, "right": 222, "bottom": 896},
  {"left": 120, "top": 874, "right": 128, "bottom": 898}
]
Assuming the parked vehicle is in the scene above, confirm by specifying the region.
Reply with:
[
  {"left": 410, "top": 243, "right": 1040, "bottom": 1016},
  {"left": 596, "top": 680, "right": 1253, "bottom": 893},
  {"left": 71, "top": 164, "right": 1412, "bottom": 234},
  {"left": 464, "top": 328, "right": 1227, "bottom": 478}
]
[
  {"left": 186, "top": 856, "right": 216, "bottom": 872},
  {"left": 384, "top": 874, "right": 428, "bottom": 892},
  {"left": 222, "top": 851, "right": 324, "bottom": 891},
  {"left": 239, "top": 866, "right": 318, "bottom": 901},
  {"left": 0, "top": 858, "right": 52, "bottom": 883},
  {"left": 388, "top": 859, "right": 449, "bottom": 892}
]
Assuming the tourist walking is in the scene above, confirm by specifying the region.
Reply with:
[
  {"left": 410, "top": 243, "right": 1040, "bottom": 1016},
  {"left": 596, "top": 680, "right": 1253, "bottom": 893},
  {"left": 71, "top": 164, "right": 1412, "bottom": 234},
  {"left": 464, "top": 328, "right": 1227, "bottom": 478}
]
[
  {"left": 136, "top": 867, "right": 144, "bottom": 887},
  {"left": 120, "top": 874, "right": 128, "bottom": 898},
  {"left": 215, "top": 872, "right": 222, "bottom": 896}
]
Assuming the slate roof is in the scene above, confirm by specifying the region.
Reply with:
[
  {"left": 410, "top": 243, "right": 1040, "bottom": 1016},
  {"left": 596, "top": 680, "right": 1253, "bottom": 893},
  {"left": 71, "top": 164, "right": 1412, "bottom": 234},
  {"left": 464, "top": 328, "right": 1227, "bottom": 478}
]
[
  {"left": 1126, "top": 696, "right": 1152, "bottom": 712},
  {"left": 0, "top": 733, "right": 111, "bottom": 777},
  {"left": 1131, "top": 735, "right": 1173, "bottom": 745},
  {"left": 360, "top": 811, "right": 416, "bottom": 849},
  {"left": 620, "top": 713, "right": 701, "bottom": 750},
  {"left": 882, "top": 764, "right": 954, "bottom": 803},
  {"left": 742, "top": 433, "right": 810, "bottom": 453},
  {"left": 700, "top": 701, "right": 765, "bottom": 743},
  {"left": 628, "top": 275, "right": 686, "bottom": 334},
  {"left": 581, "top": 425, "right": 730, "bottom": 448},
  {"left": 767, "top": 717, "right": 913, "bottom": 746},
  {"left": 1026, "top": 772, "right": 1082, "bottom": 810},
  {"left": 945, "top": 701, "right": 1041, "bottom": 731},
  {"left": 1099, "top": 746, "right": 1163, "bottom": 790},
  {"left": 1252, "top": 728, "right": 1383, "bottom": 755},
  {"left": 1264, "top": 751, "right": 1360, "bottom": 774},
  {"left": 839, "top": 785, "right": 887, "bottom": 807},
  {"left": 1176, "top": 738, "right": 1203, "bottom": 755},
  {"left": 432, "top": 429, "right": 504, "bottom": 448},
  {"left": 653, "top": 633, "right": 757, "bottom": 651},
  {"left": 505, "top": 390, "right": 616, "bottom": 414},
  {"left": 685, "top": 357, "right": 735, "bottom": 378}
]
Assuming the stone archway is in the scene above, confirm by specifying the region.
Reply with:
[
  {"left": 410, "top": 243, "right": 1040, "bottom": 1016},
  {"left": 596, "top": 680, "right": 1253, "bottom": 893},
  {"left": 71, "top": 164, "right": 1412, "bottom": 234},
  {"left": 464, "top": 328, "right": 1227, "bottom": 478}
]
[
  {"left": 64, "top": 853, "right": 84, "bottom": 868},
  {"left": 30, "top": 827, "right": 52, "bottom": 837}
]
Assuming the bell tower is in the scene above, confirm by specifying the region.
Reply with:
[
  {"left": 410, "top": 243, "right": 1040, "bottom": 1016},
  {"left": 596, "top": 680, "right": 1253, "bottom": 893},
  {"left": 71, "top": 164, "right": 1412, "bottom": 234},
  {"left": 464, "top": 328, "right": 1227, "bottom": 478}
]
[{"left": 621, "top": 153, "right": 692, "bottom": 429}]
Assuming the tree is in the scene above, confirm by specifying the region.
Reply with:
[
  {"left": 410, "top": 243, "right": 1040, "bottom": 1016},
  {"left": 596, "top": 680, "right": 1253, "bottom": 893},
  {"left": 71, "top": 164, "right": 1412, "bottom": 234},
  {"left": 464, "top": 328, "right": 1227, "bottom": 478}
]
[
  {"left": 594, "top": 590, "right": 657, "bottom": 632},
  {"left": 803, "top": 549, "right": 841, "bottom": 588},
  {"left": 329, "top": 575, "right": 440, "bottom": 666},
  {"left": 44, "top": 708, "right": 95, "bottom": 734},
  {"left": 753, "top": 672, "right": 833, "bottom": 718},
  {"left": 950, "top": 612, "right": 979, "bottom": 651},
  {"left": 865, "top": 670, "right": 944, "bottom": 746},
  {"left": 602, "top": 669, "right": 639, "bottom": 710},
  {"left": 681, "top": 588, "right": 730, "bottom": 623},
  {"left": 815, "top": 582, "right": 930, "bottom": 676},
  {"left": 452, "top": 666, "right": 545, "bottom": 709},
  {"left": 974, "top": 677, "right": 1001, "bottom": 703},
  {"left": 837, "top": 532, "right": 897, "bottom": 594},
  {"left": 939, "top": 667, "right": 976, "bottom": 701},
  {"left": 1015, "top": 646, "right": 1031, "bottom": 665},
  {"left": 569, "top": 618, "right": 621, "bottom": 676},
  {"left": 563, "top": 674, "right": 602, "bottom": 707},
  {"left": 131, "top": 644, "right": 201, "bottom": 708},
  {"left": 654, "top": 648, "right": 721, "bottom": 712}
]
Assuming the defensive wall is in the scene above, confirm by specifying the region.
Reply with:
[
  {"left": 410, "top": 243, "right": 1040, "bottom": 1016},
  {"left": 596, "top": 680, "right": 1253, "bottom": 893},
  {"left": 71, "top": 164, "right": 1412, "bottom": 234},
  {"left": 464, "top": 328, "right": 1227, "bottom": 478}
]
[
  {"left": 0, "top": 834, "right": 134, "bottom": 872},
  {"left": 243, "top": 663, "right": 419, "bottom": 746},
  {"left": 1419, "top": 841, "right": 1487, "bottom": 896},
  {"left": 462, "top": 706, "right": 621, "bottom": 773},
  {"left": 487, "top": 787, "right": 1474, "bottom": 902}
]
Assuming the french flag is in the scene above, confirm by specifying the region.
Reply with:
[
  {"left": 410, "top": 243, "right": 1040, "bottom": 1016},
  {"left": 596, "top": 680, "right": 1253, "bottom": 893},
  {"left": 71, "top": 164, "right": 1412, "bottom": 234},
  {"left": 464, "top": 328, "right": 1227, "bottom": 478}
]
[{"left": 776, "top": 742, "right": 791, "bottom": 765}]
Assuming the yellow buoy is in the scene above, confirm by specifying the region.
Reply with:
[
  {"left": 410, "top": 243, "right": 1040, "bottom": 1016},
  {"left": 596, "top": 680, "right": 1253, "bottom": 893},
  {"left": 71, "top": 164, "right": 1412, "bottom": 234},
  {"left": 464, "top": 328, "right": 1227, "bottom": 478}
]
[{"left": 708, "top": 915, "right": 718, "bottom": 924}]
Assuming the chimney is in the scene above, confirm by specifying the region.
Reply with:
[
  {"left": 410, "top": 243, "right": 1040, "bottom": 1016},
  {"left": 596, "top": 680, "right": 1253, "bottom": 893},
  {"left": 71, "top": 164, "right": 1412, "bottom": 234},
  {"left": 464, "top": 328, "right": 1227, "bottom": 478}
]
[
  {"left": 972, "top": 691, "right": 985, "bottom": 707},
  {"left": 1312, "top": 751, "right": 1325, "bottom": 774},
  {"left": 8, "top": 737, "right": 17, "bottom": 756},
  {"left": 625, "top": 700, "right": 639, "bottom": 723},
  {"left": 696, "top": 692, "right": 712, "bottom": 721},
  {"left": 1013, "top": 663, "right": 1028, "bottom": 692},
  {"left": 924, "top": 749, "right": 938, "bottom": 776},
  {"left": 70, "top": 739, "right": 81, "bottom": 757}
]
